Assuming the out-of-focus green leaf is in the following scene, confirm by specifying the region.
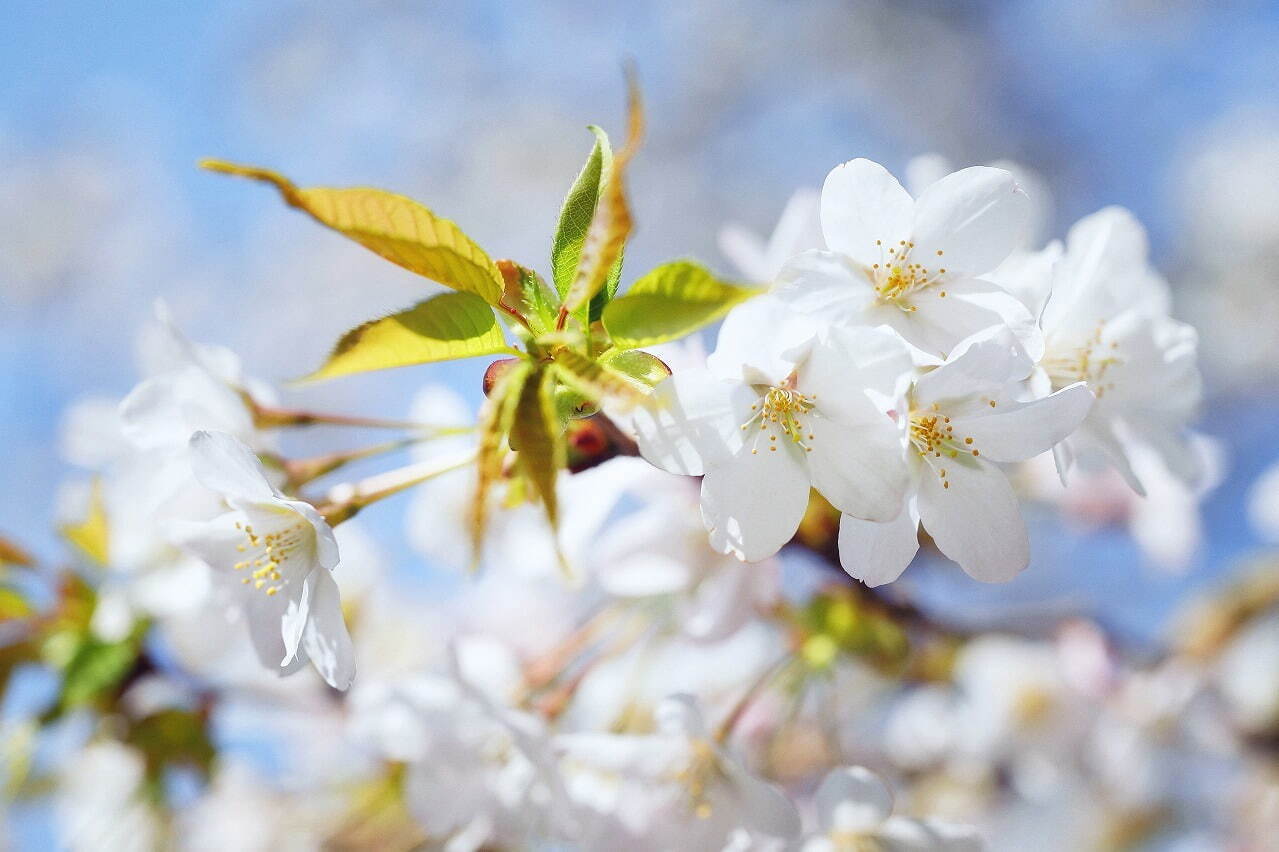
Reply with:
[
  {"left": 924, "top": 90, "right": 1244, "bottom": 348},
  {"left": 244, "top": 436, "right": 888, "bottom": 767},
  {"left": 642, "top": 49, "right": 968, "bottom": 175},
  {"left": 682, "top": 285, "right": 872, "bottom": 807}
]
[
  {"left": 602, "top": 260, "right": 762, "bottom": 348},
  {"left": 302, "top": 291, "right": 510, "bottom": 381},
  {"left": 0, "top": 587, "right": 33, "bottom": 620},
  {"left": 560, "top": 75, "right": 644, "bottom": 317},
  {"left": 201, "top": 160, "right": 505, "bottom": 305},
  {"left": 53, "top": 629, "right": 143, "bottom": 715},
  {"left": 469, "top": 361, "right": 531, "bottom": 567},
  {"left": 126, "top": 709, "right": 216, "bottom": 782},
  {"left": 61, "top": 481, "right": 109, "bottom": 567},
  {"left": 509, "top": 368, "right": 565, "bottom": 538}
]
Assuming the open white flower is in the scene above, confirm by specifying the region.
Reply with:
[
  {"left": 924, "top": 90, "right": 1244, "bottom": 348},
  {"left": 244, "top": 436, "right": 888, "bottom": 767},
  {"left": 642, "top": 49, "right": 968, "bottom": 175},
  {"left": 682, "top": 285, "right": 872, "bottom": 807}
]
[
  {"left": 840, "top": 328, "right": 1093, "bottom": 584},
  {"left": 634, "top": 296, "right": 911, "bottom": 562},
  {"left": 556, "top": 694, "right": 800, "bottom": 849},
  {"left": 1018, "top": 207, "right": 1203, "bottom": 493},
  {"left": 174, "top": 430, "right": 355, "bottom": 690},
  {"left": 800, "top": 765, "right": 982, "bottom": 852},
  {"left": 719, "top": 188, "right": 824, "bottom": 283},
  {"left": 775, "top": 158, "right": 1039, "bottom": 358}
]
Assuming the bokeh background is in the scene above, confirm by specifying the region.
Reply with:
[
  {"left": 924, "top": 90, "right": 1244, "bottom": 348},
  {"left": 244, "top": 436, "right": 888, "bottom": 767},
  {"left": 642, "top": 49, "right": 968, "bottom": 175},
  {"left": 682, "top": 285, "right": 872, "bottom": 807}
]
[{"left": 3, "top": 6, "right": 1279, "bottom": 842}]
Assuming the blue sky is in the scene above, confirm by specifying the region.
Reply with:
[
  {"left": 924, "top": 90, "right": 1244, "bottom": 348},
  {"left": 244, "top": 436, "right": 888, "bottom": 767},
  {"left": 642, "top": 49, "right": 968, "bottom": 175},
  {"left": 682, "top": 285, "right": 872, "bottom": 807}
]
[{"left": 3, "top": 0, "right": 1279, "bottom": 646}]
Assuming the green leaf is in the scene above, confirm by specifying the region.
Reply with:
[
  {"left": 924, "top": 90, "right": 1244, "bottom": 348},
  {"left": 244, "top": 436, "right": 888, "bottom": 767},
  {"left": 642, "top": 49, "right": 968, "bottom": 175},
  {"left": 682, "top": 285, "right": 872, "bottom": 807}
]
[
  {"left": 598, "top": 348, "right": 672, "bottom": 388},
  {"left": 602, "top": 260, "right": 763, "bottom": 348},
  {"left": 551, "top": 347, "right": 651, "bottom": 409},
  {"left": 497, "top": 260, "right": 559, "bottom": 336},
  {"left": 469, "top": 360, "right": 531, "bottom": 567},
  {"left": 56, "top": 630, "right": 142, "bottom": 713},
  {"left": 552, "top": 127, "right": 612, "bottom": 300},
  {"left": 509, "top": 368, "right": 565, "bottom": 532},
  {"left": 201, "top": 160, "right": 505, "bottom": 305},
  {"left": 560, "top": 76, "right": 644, "bottom": 316},
  {"left": 126, "top": 709, "right": 217, "bottom": 782},
  {"left": 304, "top": 291, "right": 511, "bottom": 381}
]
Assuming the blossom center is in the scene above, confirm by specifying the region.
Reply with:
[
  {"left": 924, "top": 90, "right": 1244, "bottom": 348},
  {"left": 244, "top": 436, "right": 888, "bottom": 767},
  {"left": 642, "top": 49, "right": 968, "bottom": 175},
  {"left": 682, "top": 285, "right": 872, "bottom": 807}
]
[
  {"left": 674, "top": 739, "right": 722, "bottom": 820},
  {"left": 909, "top": 404, "right": 983, "bottom": 490},
  {"left": 867, "top": 239, "right": 949, "bottom": 310},
  {"left": 232, "top": 519, "right": 309, "bottom": 596},
  {"left": 1042, "top": 324, "right": 1120, "bottom": 397},
  {"left": 741, "top": 383, "right": 817, "bottom": 454}
]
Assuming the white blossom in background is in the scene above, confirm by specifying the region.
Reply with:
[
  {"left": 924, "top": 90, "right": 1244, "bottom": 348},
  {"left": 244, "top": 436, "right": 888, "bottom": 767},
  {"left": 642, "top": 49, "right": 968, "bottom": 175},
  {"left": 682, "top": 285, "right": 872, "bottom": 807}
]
[
  {"left": 775, "top": 158, "right": 1040, "bottom": 359},
  {"left": 799, "top": 765, "right": 982, "bottom": 851},
  {"left": 635, "top": 294, "right": 911, "bottom": 562},
  {"left": 54, "top": 741, "right": 160, "bottom": 852},
  {"left": 174, "top": 430, "right": 355, "bottom": 689},
  {"left": 1019, "top": 435, "right": 1224, "bottom": 572},
  {"left": 557, "top": 695, "right": 800, "bottom": 849},
  {"left": 839, "top": 328, "right": 1092, "bottom": 585},
  {"left": 719, "top": 188, "right": 823, "bottom": 283},
  {"left": 592, "top": 466, "right": 779, "bottom": 642},
  {"left": 1020, "top": 207, "right": 1203, "bottom": 493}
]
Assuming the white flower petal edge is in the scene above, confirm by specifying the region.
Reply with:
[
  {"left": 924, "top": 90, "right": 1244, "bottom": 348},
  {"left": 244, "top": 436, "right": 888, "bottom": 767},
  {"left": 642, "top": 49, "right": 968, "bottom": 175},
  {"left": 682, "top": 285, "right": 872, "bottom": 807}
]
[
  {"left": 173, "top": 430, "right": 354, "bottom": 689},
  {"left": 776, "top": 158, "right": 1035, "bottom": 358}
]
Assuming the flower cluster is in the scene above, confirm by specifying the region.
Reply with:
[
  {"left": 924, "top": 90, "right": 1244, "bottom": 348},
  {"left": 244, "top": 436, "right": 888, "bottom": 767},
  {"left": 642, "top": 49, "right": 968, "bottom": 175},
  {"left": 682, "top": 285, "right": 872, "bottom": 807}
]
[
  {"left": 636, "top": 158, "right": 1203, "bottom": 586},
  {"left": 7, "top": 124, "right": 1256, "bottom": 852}
]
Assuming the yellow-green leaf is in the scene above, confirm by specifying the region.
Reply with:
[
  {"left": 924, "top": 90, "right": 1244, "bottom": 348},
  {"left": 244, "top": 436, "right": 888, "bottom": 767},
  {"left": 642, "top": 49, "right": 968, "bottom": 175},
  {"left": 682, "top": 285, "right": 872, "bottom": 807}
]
[
  {"left": 61, "top": 481, "right": 109, "bottom": 566},
  {"left": 304, "top": 291, "right": 511, "bottom": 381},
  {"left": 602, "top": 260, "right": 763, "bottom": 348},
  {"left": 496, "top": 259, "right": 559, "bottom": 336},
  {"left": 560, "top": 74, "right": 644, "bottom": 316},
  {"left": 551, "top": 347, "right": 650, "bottom": 409},
  {"left": 597, "top": 348, "right": 672, "bottom": 388},
  {"left": 469, "top": 360, "right": 531, "bottom": 568},
  {"left": 201, "top": 160, "right": 505, "bottom": 305},
  {"left": 509, "top": 367, "right": 565, "bottom": 532}
]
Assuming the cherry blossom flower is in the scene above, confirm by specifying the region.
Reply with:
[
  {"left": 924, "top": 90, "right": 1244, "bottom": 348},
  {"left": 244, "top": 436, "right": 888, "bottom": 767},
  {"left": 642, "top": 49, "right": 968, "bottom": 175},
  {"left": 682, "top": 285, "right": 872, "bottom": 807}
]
[
  {"left": 556, "top": 695, "right": 800, "bottom": 849},
  {"left": 774, "top": 158, "right": 1039, "bottom": 358},
  {"left": 1021, "top": 207, "right": 1203, "bottom": 493},
  {"left": 173, "top": 430, "right": 355, "bottom": 690},
  {"left": 839, "top": 329, "right": 1092, "bottom": 584},
  {"left": 634, "top": 296, "right": 911, "bottom": 562}
]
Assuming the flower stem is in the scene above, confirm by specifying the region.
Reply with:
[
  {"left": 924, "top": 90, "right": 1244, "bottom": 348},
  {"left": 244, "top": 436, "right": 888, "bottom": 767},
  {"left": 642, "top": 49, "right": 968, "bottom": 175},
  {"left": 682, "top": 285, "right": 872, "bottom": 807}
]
[{"left": 318, "top": 449, "right": 476, "bottom": 525}]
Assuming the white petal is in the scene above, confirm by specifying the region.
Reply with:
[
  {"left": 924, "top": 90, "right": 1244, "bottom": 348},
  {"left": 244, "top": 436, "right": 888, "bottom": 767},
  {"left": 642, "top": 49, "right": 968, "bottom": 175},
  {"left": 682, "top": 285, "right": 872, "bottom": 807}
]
[
  {"left": 877, "top": 816, "right": 983, "bottom": 851},
  {"left": 838, "top": 499, "right": 921, "bottom": 587},
  {"left": 949, "top": 382, "right": 1093, "bottom": 463},
  {"left": 773, "top": 250, "right": 876, "bottom": 323},
  {"left": 681, "top": 561, "right": 760, "bottom": 641},
  {"left": 912, "top": 325, "right": 1032, "bottom": 407},
  {"left": 718, "top": 223, "right": 773, "bottom": 284},
  {"left": 278, "top": 569, "right": 313, "bottom": 666},
  {"left": 708, "top": 293, "right": 820, "bottom": 384},
  {"left": 899, "top": 278, "right": 1031, "bottom": 359},
  {"left": 989, "top": 242, "right": 1061, "bottom": 322},
  {"left": 633, "top": 370, "right": 743, "bottom": 476},
  {"left": 723, "top": 758, "right": 803, "bottom": 839},
  {"left": 655, "top": 693, "right": 709, "bottom": 738},
  {"left": 171, "top": 512, "right": 248, "bottom": 573},
  {"left": 911, "top": 166, "right": 1029, "bottom": 277},
  {"left": 188, "top": 430, "right": 275, "bottom": 502},
  {"left": 282, "top": 498, "right": 340, "bottom": 570},
  {"left": 300, "top": 567, "right": 356, "bottom": 690},
  {"left": 801, "top": 325, "right": 914, "bottom": 422},
  {"left": 806, "top": 415, "right": 909, "bottom": 522},
  {"left": 820, "top": 159, "right": 915, "bottom": 264},
  {"left": 815, "top": 766, "right": 894, "bottom": 833},
  {"left": 917, "top": 458, "right": 1029, "bottom": 582},
  {"left": 701, "top": 444, "right": 810, "bottom": 562}
]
